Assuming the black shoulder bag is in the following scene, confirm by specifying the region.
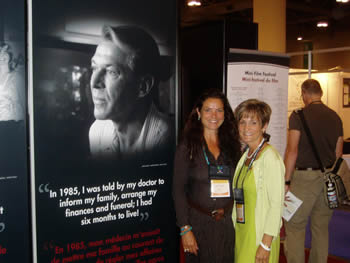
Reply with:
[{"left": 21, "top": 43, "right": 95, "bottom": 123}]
[{"left": 298, "top": 109, "right": 348, "bottom": 208}]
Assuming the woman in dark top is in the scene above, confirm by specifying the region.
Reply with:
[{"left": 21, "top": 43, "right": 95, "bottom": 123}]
[{"left": 173, "top": 89, "right": 241, "bottom": 262}]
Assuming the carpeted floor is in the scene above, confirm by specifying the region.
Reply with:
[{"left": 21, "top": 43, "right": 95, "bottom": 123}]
[
  {"left": 279, "top": 243, "right": 350, "bottom": 263},
  {"left": 179, "top": 242, "right": 350, "bottom": 262},
  {"left": 279, "top": 206, "right": 350, "bottom": 262},
  {"left": 179, "top": 233, "right": 350, "bottom": 263}
]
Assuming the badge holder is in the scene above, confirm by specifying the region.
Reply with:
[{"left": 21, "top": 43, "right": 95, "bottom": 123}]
[
  {"left": 233, "top": 138, "right": 267, "bottom": 223},
  {"left": 209, "top": 165, "right": 231, "bottom": 198},
  {"left": 234, "top": 188, "right": 245, "bottom": 223}
]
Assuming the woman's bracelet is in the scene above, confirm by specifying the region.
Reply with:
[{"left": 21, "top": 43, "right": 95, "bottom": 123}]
[
  {"left": 180, "top": 226, "right": 192, "bottom": 236},
  {"left": 260, "top": 241, "right": 271, "bottom": 251},
  {"left": 180, "top": 225, "right": 191, "bottom": 232}
]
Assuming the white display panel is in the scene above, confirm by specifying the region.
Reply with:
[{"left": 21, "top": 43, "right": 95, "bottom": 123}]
[{"left": 227, "top": 50, "right": 289, "bottom": 156}]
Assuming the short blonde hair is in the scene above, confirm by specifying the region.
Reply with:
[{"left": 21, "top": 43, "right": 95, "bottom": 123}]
[{"left": 234, "top": 99, "right": 271, "bottom": 127}]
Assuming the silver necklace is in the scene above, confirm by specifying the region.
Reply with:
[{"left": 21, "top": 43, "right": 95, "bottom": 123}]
[{"left": 246, "top": 138, "right": 265, "bottom": 159}]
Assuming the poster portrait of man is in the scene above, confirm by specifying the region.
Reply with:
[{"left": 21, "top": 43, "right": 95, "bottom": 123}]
[
  {"left": 89, "top": 25, "right": 174, "bottom": 161},
  {"left": 32, "top": 1, "right": 176, "bottom": 165},
  {"left": 31, "top": 1, "right": 177, "bottom": 262}
]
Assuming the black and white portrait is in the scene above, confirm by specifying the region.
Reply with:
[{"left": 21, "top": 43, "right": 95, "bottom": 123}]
[
  {"left": 0, "top": 43, "right": 25, "bottom": 122},
  {"left": 31, "top": 1, "right": 177, "bottom": 262},
  {"left": 33, "top": 0, "right": 176, "bottom": 164},
  {"left": 89, "top": 25, "right": 174, "bottom": 161}
]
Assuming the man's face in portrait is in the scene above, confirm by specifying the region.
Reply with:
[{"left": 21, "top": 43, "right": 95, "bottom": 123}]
[{"left": 90, "top": 41, "right": 140, "bottom": 122}]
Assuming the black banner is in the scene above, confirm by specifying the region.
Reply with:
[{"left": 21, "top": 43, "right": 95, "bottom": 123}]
[
  {"left": 0, "top": 0, "right": 29, "bottom": 262},
  {"left": 31, "top": 1, "right": 177, "bottom": 262}
]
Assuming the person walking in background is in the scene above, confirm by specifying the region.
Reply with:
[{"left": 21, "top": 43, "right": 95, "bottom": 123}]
[
  {"left": 173, "top": 89, "right": 241, "bottom": 262},
  {"left": 284, "top": 79, "right": 343, "bottom": 263},
  {"left": 233, "top": 99, "right": 285, "bottom": 263}
]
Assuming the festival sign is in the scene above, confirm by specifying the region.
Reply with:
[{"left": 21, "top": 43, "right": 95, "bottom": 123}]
[{"left": 226, "top": 48, "right": 290, "bottom": 156}]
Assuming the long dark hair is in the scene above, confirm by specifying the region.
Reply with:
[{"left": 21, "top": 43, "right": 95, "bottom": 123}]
[{"left": 181, "top": 89, "right": 241, "bottom": 165}]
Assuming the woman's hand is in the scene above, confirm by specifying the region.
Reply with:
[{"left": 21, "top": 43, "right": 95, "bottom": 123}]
[
  {"left": 212, "top": 208, "right": 225, "bottom": 221},
  {"left": 181, "top": 231, "right": 199, "bottom": 256},
  {"left": 256, "top": 234, "right": 272, "bottom": 263},
  {"left": 255, "top": 245, "right": 270, "bottom": 263}
]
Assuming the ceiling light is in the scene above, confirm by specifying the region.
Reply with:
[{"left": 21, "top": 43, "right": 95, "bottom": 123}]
[
  {"left": 336, "top": 0, "right": 349, "bottom": 3},
  {"left": 187, "top": 0, "right": 201, "bottom": 6},
  {"left": 317, "top": 21, "right": 328, "bottom": 27},
  {"left": 297, "top": 36, "right": 303, "bottom": 41}
]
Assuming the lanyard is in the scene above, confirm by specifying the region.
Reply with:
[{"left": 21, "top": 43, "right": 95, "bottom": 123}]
[
  {"left": 235, "top": 138, "right": 266, "bottom": 189},
  {"left": 202, "top": 146, "right": 224, "bottom": 172}
]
